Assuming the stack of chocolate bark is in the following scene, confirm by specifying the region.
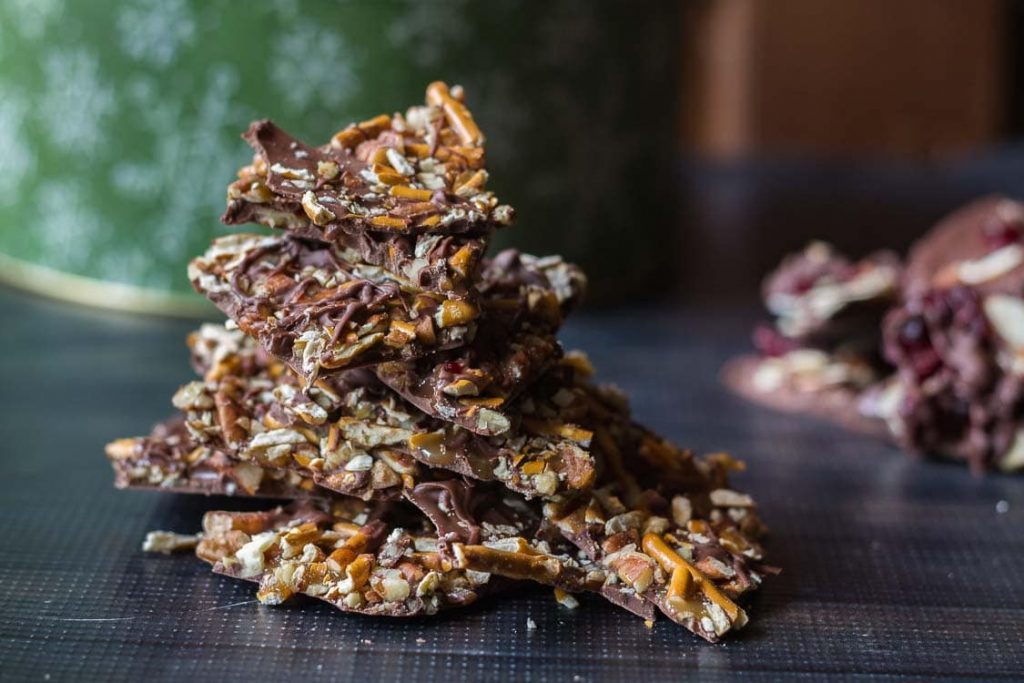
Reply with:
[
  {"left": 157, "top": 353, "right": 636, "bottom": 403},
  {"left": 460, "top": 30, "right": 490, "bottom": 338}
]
[
  {"left": 726, "top": 196, "right": 1024, "bottom": 473},
  {"left": 108, "top": 83, "right": 773, "bottom": 641}
]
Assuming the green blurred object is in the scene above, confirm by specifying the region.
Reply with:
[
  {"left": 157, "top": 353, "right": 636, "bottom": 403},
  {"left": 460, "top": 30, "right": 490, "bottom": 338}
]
[{"left": 0, "top": 0, "right": 678, "bottom": 312}]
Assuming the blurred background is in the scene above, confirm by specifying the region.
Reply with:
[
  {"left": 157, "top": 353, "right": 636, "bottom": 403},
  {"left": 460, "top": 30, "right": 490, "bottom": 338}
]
[{"left": 0, "top": 0, "right": 1022, "bottom": 310}]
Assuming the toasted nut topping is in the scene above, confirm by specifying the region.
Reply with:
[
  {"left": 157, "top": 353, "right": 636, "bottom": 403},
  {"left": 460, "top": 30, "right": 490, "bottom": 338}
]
[
  {"left": 142, "top": 531, "right": 200, "bottom": 554},
  {"left": 105, "top": 438, "right": 137, "bottom": 461},
  {"left": 454, "top": 169, "right": 488, "bottom": 198},
  {"left": 358, "top": 114, "right": 392, "bottom": 136},
  {"left": 379, "top": 571, "right": 411, "bottom": 602},
  {"left": 317, "top": 160, "right": 340, "bottom": 180},
  {"left": 492, "top": 204, "right": 515, "bottom": 225},
  {"left": 958, "top": 244, "right": 1024, "bottom": 285},
  {"left": 385, "top": 319, "right": 418, "bottom": 347},
  {"left": 520, "top": 460, "right": 546, "bottom": 476},
  {"left": 426, "top": 81, "right": 484, "bottom": 146},
  {"left": 232, "top": 462, "right": 265, "bottom": 494},
  {"left": 370, "top": 215, "right": 409, "bottom": 230},
  {"left": 447, "top": 245, "right": 476, "bottom": 278},
  {"left": 416, "top": 571, "right": 441, "bottom": 597},
  {"left": 301, "top": 191, "right": 336, "bottom": 226},
  {"left": 984, "top": 294, "right": 1024, "bottom": 350},
  {"left": 476, "top": 408, "right": 511, "bottom": 435},
  {"left": 331, "top": 127, "right": 364, "bottom": 149},
  {"left": 435, "top": 299, "right": 478, "bottom": 328},
  {"left": 553, "top": 588, "right": 579, "bottom": 609},
  {"left": 671, "top": 496, "right": 693, "bottom": 526},
  {"left": 442, "top": 378, "right": 480, "bottom": 397},
  {"left": 533, "top": 471, "right": 558, "bottom": 496},
  {"left": 390, "top": 185, "right": 434, "bottom": 201},
  {"left": 345, "top": 454, "right": 374, "bottom": 472},
  {"left": 709, "top": 489, "right": 755, "bottom": 508},
  {"left": 642, "top": 533, "right": 743, "bottom": 623},
  {"left": 385, "top": 148, "right": 416, "bottom": 176}
]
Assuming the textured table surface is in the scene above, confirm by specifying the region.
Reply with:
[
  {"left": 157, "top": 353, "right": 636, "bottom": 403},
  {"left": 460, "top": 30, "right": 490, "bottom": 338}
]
[{"left": 1, "top": 286, "right": 1022, "bottom": 682}]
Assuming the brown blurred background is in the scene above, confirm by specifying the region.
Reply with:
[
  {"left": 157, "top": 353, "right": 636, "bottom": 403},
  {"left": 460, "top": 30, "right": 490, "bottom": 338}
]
[{"left": 678, "top": 0, "right": 1024, "bottom": 303}]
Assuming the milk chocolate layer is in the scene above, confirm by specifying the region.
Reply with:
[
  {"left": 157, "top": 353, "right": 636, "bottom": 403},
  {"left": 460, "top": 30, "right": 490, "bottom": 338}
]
[
  {"left": 174, "top": 324, "right": 596, "bottom": 501},
  {"left": 189, "top": 234, "right": 477, "bottom": 380},
  {"left": 105, "top": 417, "right": 320, "bottom": 499},
  {"left": 375, "top": 250, "right": 586, "bottom": 436},
  {"left": 197, "top": 500, "right": 508, "bottom": 617}
]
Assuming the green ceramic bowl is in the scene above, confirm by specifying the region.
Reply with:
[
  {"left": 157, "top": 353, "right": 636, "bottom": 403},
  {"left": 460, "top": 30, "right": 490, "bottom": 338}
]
[{"left": 0, "top": 0, "right": 678, "bottom": 313}]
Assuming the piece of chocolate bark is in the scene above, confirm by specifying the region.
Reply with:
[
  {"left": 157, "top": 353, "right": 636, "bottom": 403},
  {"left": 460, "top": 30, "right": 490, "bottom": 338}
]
[
  {"left": 197, "top": 494, "right": 657, "bottom": 621},
  {"left": 174, "top": 324, "right": 596, "bottom": 500},
  {"left": 117, "top": 415, "right": 645, "bottom": 618},
  {"left": 105, "top": 416, "right": 319, "bottom": 498},
  {"left": 865, "top": 196, "right": 1024, "bottom": 471},
  {"left": 876, "top": 284, "right": 1024, "bottom": 472},
  {"left": 222, "top": 82, "right": 512, "bottom": 296},
  {"left": 726, "top": 198, "right": 1024, "bottom": 474},
  {"left": 196, "top": 500, "right": 508, "bottom": 617},
  {"left": 723, "top": 241, "right": 901, "bottom": 439},
  {"left": 508, "top": 355, "right": 774, "bottom": 642},
  {"left": 404, "top": 478, "right": 656, "bottom": 620},
  {"left": 189, "top": 234, "right": 479, "bottom": 380},
  {"left": 759, "top": 241, "right": 900, "bottom": 353},
  {"left": 375, "top": 249, "right": 587, "bottom": 436},
  {"left": 902, "top": 196, "right": 1024, "bottom": 299}
]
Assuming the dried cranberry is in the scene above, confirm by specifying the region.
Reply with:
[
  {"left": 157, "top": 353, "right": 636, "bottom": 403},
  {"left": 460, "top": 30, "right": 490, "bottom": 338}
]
[
  {"left": 909, "top": 347, "right": 942, "bottom": 379},
  {"left": 891, "top": 313, "right": 942, "bottom": 379},
  {"left": 443, "top": 361, "right": 464, "bottom": 374},
  {"left": 752, "top": 324, "right": 799, "bottom": 357},
  {"left": 981, "top": 215, "right": 1023, "bottom": 250},
  {"left": 898, "top": 316, "right": 928, "bottom": 349},
  {"left": 791, "top": 275, "right": 819, "bottom": 295}
]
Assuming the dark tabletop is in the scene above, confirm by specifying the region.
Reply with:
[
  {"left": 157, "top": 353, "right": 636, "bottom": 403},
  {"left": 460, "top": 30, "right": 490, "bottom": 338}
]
[{"left": 1, "top": 286, "right": 1022, "bottom": 683}]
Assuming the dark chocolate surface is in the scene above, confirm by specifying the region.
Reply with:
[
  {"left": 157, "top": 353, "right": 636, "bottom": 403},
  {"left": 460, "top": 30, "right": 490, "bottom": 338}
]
[{"left": 3, "top": 287, "right": 1023, "bottom": 680}]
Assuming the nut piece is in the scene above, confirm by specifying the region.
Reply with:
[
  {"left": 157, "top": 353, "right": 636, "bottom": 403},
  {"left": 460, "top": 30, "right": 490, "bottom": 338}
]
[
  {"left": 426, "top": 81, "right": 484, "bottom": 146},
  {"left": 317, "top": 160, "right": 340, "bottom": 180},
  {"left": 984, "top": 294, "right": 1024, "bottom": 350},
  {"left": 958, "top": 244, "right": 1024, "bottom": 285},
  {"left": 301, "top": 191, "right": 336, "bottom": 227},
  {"left": 709, "top": 489, "right": 755, "bottom": 508},
  {"left": 671, "top": 496, "right": 693, "bottom": 526},
  {"left": 435, "top": 299, "right": 478, "bottom": 328},
  {"left": 142, "top": 530, "right": 200, "bottom": 554}
]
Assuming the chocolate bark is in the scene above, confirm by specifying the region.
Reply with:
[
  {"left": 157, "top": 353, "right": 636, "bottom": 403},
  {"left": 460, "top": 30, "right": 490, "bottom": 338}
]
[
  {"left": 189, "top": 234, "right": 478, "bottom": 380},
  {"left": 174, "top": 324, "right": 596, "bottom": 500},
  {"left": 512, "top": 356, "right": 773, "bottom": 641},
  {"left": 375, "top": 249, "right": 586, "bottom": 436},
  {"left": 721, "top": 354, "right": 890, "bottom": 440},
  {"left": 224, "top": 144, "right": 490, "bottom": 300},
  {"left": 196, "top": 500, "right": 506, "bottom": 617},
  {"left": 404, "top": 479, "right": 656, "bottom": 620},
  {"left": 727, "top": 198, "right": 1024, "bottom": 474},
  {"left": 105, "top": 417, "right": 319, "bottom": 498},
  {"left": 881, "top": 285, "right": 1024, "bottom": 472},
  {"left": 758, "top": 241, "right": 900, "bottom": 353},
  {"left": 903, "top": 196, "right": 1024, "bottom": 299},
  {"left": 222, "top": 83, "right": 513, "bottom": 295}
]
